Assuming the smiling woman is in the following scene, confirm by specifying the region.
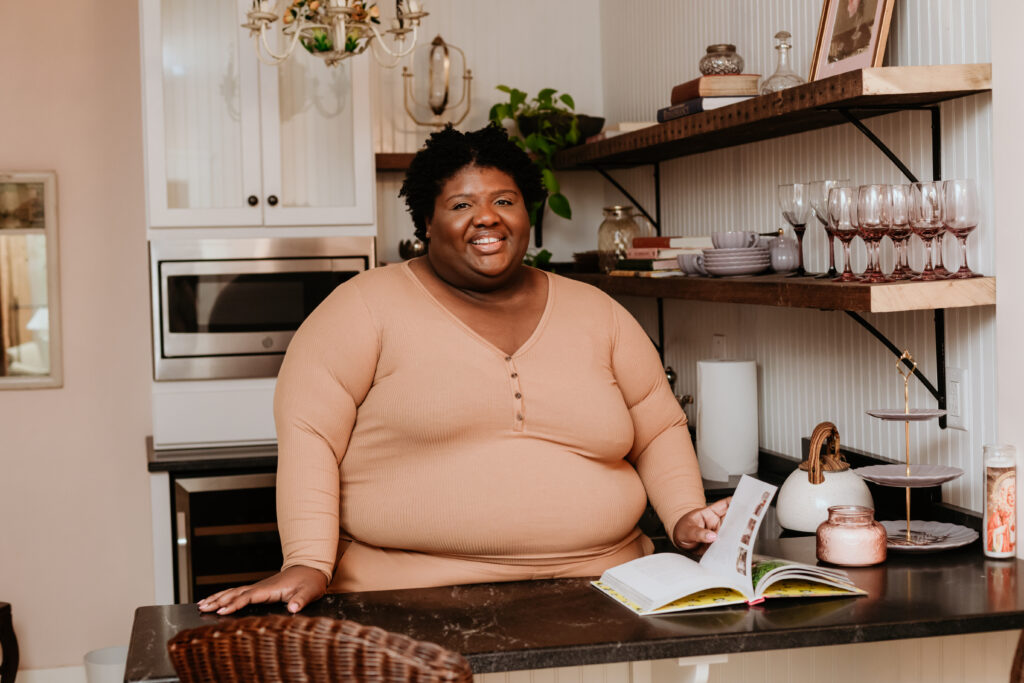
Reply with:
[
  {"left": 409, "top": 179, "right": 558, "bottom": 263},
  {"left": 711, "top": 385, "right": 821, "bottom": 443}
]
[{"left": 197, "top": 125, "right": 723, "bottom": 616}]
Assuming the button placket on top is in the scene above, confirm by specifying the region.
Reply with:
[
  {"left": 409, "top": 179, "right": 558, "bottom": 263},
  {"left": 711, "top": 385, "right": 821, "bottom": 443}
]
[{"left": 506, "top": 355, "right": 525, "bottom": 431}]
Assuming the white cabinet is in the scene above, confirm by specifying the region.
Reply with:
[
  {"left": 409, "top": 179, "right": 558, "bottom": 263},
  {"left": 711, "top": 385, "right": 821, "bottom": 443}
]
[{"left": 140, "top": 0, "right": 375, "bottom": 228}]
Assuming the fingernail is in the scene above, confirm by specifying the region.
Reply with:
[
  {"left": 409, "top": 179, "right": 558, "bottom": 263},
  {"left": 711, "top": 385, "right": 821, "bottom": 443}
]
[
  {"left": 217, "top": 607, "right": 227, "bottom": 614},
  {"left": 288, "top": 602, "right": 299, "bottom": 613},
  {"left": 705, "top": 532, "right": 717, "bottom": 542}
]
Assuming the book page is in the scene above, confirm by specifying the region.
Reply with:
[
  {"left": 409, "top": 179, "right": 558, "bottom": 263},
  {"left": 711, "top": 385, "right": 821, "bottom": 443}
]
[
  {"left": 699, "top": 475, "right": 779, "bottom": 596},
  {"left": 597, "top": 551, "right": 733, "bottom": 612}
]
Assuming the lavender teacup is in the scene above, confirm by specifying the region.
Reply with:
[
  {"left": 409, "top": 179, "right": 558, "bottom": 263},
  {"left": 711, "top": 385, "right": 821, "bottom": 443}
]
[
  {"left": 712, "top": 231, "right": 758, "bottom": 249},
  {"left": 678, "top": 252, "right": 707, "bottom": 275}
]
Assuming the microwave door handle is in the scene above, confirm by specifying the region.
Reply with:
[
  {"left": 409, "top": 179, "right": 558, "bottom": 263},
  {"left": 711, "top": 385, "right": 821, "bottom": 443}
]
[
  {"left": 159, "top": 259, "right": 336, "bottom": 277},
  {"left": 330, "top": 257, "right": 368, "bottom": 272}
]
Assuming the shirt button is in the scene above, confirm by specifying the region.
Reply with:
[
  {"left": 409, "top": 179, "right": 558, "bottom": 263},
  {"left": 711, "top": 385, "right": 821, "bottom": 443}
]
[
  {"left": 515, "top": 392, "right": 522, "bottom": 399},
  {"left": 511, "top": 372, "right": 518, "bottom": 378},
  {"left": 505, "top": 356, "right": 512, "bottom": 362},
  {"left": 516, "top": 413, "right": 523, "bottom": 420}
]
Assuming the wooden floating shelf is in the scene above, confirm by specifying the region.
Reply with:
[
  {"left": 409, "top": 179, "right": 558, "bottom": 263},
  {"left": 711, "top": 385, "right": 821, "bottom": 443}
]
[
  {"left": 376, "top": 152, "right": 415, "bottom": 172},
  {"left": 555, "top": 64, "right": 992, "bottom": 169},
  {"left": 564, "top": 273, "right": 996, "bottom": 313}
]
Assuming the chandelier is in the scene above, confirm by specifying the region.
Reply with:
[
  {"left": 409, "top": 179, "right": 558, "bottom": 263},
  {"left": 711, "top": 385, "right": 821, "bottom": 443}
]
[{"left": 243, "top": 0, "right": 428, "bottom": 68}]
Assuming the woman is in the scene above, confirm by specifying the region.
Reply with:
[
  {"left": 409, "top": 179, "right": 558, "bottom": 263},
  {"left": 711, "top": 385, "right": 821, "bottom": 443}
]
[{"left": 199, "top": 125, "right": 727, "bottom": 616}]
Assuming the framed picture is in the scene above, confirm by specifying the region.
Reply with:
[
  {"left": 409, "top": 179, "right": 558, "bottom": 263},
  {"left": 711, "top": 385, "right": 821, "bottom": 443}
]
[
  {"left": 809, "top": 0, "right": 896, "bottom": 81},
  {"left": 0, "top": 171, "right": 62, "bottom": 389}
]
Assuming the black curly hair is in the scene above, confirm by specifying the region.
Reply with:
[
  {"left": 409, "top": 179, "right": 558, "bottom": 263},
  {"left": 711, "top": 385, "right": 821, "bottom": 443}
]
[{"left": 399, "top": 124, "right": 547, "bottom": 244}]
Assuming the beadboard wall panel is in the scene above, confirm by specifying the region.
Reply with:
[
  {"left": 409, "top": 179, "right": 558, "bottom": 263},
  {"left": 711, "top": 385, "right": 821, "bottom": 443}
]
[{"left": 597, "top": 0, "right": 994, "bottom": 511}]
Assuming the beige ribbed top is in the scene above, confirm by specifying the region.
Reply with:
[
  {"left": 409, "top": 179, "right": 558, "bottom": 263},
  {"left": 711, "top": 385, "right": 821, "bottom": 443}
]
[{"left": 274, "top": 261, "right": 705, "bottom": 592}]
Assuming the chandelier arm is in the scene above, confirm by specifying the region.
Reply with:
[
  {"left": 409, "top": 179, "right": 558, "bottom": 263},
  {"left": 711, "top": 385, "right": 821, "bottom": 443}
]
[
  {"left": 256, "top": 20, "right": 303, "bottom": 64},
  {"left": 366, "top": 22, "right": 418, "bottom": 60}
]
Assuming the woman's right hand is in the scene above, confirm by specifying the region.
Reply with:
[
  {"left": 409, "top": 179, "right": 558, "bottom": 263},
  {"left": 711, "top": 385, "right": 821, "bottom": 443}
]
[{"left": 197, "top": 565, "right": 328, "bottom": 615}]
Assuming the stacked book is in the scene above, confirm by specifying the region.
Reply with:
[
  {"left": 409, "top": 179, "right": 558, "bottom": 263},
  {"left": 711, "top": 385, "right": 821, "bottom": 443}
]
[
  {"left": 609, "top": 235, "right": 714, "bottom": 277},
  {"left": 656, "top": 74, "right": 760, "bottom": 123}
]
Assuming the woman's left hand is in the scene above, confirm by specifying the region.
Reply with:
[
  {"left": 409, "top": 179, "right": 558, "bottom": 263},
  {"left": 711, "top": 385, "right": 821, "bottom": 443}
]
[{"left": 672, "top": 497, "right": 731, "bottom": 551}]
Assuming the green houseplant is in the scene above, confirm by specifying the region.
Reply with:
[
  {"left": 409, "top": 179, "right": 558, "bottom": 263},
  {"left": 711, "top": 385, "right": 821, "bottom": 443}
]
[{"left": 489, "top": 86, "right": 602, "bottom": 224}]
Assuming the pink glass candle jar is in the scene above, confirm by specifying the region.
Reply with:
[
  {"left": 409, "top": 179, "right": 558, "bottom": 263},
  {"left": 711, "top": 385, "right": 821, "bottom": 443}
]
[{"left": 816, "top": 505, "right": 887, "bottom": 567}]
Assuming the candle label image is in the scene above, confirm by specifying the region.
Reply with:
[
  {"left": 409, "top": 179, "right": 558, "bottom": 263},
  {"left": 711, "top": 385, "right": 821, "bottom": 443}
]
[{"left": 985, "top": 466, "right": 1016, "bottom": 555}]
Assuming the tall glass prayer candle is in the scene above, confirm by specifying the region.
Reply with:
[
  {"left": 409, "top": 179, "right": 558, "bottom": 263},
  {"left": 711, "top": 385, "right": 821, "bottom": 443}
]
[{"left": 983, "top": 444, "right": 1017, "bottom": 558}]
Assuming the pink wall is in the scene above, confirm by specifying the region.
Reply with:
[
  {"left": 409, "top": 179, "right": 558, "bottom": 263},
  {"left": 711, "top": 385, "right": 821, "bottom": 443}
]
[{"left": 0, "top": 0, "right": 155, "bottom": 669}]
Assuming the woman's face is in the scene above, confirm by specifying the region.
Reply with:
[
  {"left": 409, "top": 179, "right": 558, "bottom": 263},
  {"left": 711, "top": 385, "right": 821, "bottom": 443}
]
[{"left": 425, "top": 164, "right": 532, "bottom": 291}]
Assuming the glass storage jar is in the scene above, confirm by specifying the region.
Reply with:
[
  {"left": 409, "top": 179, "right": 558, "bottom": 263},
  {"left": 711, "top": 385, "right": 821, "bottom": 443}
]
[
  {"left": 699, "top": 44, "right": 744, "bottom": 75},
  {"left": 598, "top": 205, "right": 649, "bottom": 273},
  {"left": 816, "top": 505, "right": 887, "bottom": 567}
]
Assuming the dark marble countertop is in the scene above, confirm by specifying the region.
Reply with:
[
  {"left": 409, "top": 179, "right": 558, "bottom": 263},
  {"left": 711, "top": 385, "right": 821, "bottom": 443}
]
[{"left": 126, "top": 535, "right": 1024, "bottom": 681}]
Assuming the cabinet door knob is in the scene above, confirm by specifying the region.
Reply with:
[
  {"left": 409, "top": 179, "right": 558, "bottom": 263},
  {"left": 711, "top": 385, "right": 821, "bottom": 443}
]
[
  {"left": 267, "top": 195, "right": 279, "bottom": 206},
  {"left": 247, "top": 195, "right": 259, "bottom": 206}
]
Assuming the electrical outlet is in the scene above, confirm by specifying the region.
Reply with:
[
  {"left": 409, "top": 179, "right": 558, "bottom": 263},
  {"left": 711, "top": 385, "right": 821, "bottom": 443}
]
[
  {"left": 946, "top": 367, "right": 967, "bottom": 431},
  {"left": 712, "top": 334, "right": 727, "bottom": 360}
]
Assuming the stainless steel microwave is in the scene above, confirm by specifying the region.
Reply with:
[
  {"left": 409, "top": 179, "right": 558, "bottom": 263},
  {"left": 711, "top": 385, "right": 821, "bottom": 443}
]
[{"left": 149, "top": 236, "right": 375, "bottom": 381}]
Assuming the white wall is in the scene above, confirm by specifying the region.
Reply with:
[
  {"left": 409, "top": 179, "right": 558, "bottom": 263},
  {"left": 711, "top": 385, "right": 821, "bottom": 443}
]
[{"left": 0, "top": 0, "right": 154, "bottom": 671}]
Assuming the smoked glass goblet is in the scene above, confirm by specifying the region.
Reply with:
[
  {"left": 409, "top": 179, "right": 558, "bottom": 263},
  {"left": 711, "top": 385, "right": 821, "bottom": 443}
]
[
  {"left": 887, "top": 184, "right": 914, "bottom": 280},
  {"left": 941, "top": 178, "right": 981, "bottom": 278},
  {"left": 856, "top": 184, "right": 890, "bottom": 283},
  {"left": 828, "top": 185, "right": 860, "bottom": 282},
  {"left": 909, "top": 181, "right": 944, "bottom": 281},
  {"left": 809, "top": 179, "right": 849, "bottom": 279},
  {"left": 777, "top": 183, "right": 811, "bottom": 276}
]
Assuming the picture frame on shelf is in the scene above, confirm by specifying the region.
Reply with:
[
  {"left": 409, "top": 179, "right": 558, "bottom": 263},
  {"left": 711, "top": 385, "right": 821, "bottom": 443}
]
[
  {"left": 809, "top": 0, "right": 896, "bottom": 81},
  {"left": 0, "top": 171, "right": 63, "bottom": 389}
]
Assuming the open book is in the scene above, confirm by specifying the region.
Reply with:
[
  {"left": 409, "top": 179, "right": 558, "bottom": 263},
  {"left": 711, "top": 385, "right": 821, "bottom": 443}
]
[{"left": 593, "top": 475, "right": 866, "bottom": 615}]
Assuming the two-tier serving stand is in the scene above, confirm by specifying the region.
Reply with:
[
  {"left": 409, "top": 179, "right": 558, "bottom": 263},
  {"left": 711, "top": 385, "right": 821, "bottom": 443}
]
[{"left": 856, "top": 351, "right": 978, "bottom": 551}]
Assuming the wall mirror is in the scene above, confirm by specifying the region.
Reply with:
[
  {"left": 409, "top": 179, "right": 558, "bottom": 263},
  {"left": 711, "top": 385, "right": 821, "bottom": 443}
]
[{"left": 0, "top": 171, "right": 62, "bottom": 388}]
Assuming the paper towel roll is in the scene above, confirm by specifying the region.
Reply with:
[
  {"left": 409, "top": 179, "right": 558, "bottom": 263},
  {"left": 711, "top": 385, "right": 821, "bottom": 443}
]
[{"left": 696, "top": 360, "right": 759, "bottom": 482}]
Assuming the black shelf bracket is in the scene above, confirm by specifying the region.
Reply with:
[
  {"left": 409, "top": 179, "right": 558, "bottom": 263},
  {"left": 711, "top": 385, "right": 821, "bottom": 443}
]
[
  {"left": 590, "top": 163, "right": 662, "bottom": 235},
  {"left": 844, "top": 310, "right": 948, "bottom": 428},
  {"left": 831, "top": 105, "right": 941, "bottom": 184}
]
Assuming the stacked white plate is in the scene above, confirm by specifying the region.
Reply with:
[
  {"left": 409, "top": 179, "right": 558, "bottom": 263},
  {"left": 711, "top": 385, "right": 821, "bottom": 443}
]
[{"left": 702, "top": 246, "right": 771, "bottom": 276}]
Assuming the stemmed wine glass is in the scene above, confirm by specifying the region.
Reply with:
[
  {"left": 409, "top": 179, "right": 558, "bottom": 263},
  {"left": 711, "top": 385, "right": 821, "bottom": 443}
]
[
  {"left": 809, "top": 179, "right": 850, "bottom": 279},
  {"left": 941, "top": 178, "right": 981, "bottom": 278},
  {"left": 887, "top": 184, "right": 914, "bottom": 280},
  {"left": 828, "top": 185, "right": 859, "bottom": 282},
  {"left": 777, "top": 183, "right": 811, "bottom": 276},
  {"left": 909, "top": 181, "right": 944, "bottom": 281},
  {"left": 856, "top": 184, "right": 891, "bottom": 283}
]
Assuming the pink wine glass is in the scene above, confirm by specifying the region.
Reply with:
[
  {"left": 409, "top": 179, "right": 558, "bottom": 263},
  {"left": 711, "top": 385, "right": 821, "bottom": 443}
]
[
  {"left": 856, "top": 184, "right": 890, "bottom": 283},
  {"left": 910, "top": 181, "right": 943, "bottom": 281},
  {"left": 828, "top": 185, "right": 859, "bottom": 282},
  {"left": 941, "top": 178, "right": 981, "bottom": 278}
]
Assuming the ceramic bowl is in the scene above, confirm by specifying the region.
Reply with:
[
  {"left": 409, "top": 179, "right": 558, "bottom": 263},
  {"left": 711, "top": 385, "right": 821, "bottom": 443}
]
[{"left": 712, "top": 231, "right": 758, "bottom": 249}]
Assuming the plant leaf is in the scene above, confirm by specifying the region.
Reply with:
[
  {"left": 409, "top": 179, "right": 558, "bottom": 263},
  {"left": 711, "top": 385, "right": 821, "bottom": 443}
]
[
  {"left": 548, "top": 192, "right": 571, "bottom": 219},
  {"left": 496, "top": 84, "right": 512, "bottom": 94},
  {"left": 541, "top": 168, "right": 560, "bottom": 195},
  {"left": 559, "top": 93, "right": 576, "bottom": 110}
]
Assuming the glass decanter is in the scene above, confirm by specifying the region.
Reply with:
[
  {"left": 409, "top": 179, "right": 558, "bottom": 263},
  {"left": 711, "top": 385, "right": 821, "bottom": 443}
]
[{"left": 759, "top": 31, "right": 806, "bottom": 95}]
